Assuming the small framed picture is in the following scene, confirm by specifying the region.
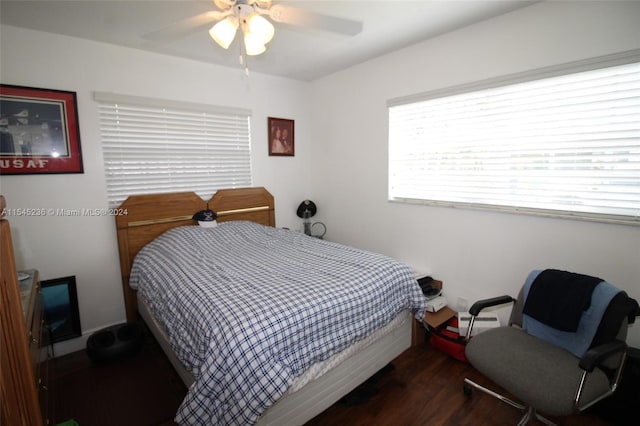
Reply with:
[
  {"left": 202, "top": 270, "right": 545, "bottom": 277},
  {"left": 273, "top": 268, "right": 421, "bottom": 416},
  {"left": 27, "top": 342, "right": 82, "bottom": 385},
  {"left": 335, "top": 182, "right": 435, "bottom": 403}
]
[
  {"left": 41, "top": 275, "right": 82, "bottom": 343},
  {"left": 268, "top": 117, "right": 294, "bottom": 156},
  {"left": 0, "top": 84, "right": 83, "bottom": 174}
]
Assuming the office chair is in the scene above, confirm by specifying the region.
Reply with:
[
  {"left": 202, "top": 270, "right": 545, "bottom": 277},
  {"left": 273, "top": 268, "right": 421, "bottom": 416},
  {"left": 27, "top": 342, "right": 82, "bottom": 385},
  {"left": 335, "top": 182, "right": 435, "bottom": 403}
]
[{"left": 463, "top": 269, "right": 639, "bottom": 426}]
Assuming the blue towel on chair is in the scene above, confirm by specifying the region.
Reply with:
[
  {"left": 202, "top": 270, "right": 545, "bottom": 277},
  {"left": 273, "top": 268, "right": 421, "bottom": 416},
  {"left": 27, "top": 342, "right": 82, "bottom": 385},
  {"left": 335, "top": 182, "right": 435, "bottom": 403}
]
[{"left": 522, "top": 270, "right": 620, "bottom": 358}]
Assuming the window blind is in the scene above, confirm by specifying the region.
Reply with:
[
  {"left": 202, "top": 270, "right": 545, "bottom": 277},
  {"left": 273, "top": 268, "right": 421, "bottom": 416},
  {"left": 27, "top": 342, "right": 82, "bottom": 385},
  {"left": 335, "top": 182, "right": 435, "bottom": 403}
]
[
  {"left": 388, "top": 54, "right": 640, "bottom": 225},
  {"left": 95, "top": 93, "right": 252, "bottom": 207}
]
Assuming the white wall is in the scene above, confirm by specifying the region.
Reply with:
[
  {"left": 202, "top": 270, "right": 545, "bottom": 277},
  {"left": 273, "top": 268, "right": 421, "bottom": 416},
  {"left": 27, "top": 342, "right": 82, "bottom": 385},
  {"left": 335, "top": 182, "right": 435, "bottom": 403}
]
[
  {"left": 0, "top": 26, "right": 314, "bottom": 354},
  {"left": 310, "top": 1, "right": 640, "bottom": 346}
]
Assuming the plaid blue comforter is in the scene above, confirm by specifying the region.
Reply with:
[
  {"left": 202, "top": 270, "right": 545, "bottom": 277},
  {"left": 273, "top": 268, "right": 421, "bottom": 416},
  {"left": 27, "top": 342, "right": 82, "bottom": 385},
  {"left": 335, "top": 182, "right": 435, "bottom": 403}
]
[{"left": 130, "top": 221, "right": 427, "bottom": 425}]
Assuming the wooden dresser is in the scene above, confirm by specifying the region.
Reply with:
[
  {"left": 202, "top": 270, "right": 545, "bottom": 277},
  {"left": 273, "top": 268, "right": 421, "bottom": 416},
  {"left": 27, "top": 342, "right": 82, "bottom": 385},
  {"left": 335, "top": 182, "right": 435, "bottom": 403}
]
[{"left": 1, "top": 196, "right": 49, "bottom": 425}]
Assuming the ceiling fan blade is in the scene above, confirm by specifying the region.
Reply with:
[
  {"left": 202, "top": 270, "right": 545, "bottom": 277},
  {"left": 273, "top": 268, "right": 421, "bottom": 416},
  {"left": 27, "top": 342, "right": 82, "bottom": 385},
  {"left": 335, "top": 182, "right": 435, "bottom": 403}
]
[
  {"left": 267, "top": 4, "right": 362, "bottom": 36},
  {"left": 142, "top": 10, "right": 227, "bottom": 42},
  {"left": 214, "top": 0, "right": 236, "bottom": 9}
]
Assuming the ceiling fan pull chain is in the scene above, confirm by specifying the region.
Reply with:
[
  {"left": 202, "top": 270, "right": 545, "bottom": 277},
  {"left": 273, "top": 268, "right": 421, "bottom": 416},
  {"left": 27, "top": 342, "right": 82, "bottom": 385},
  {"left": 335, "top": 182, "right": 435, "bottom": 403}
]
[{"left": 239, "top": 26, "right": 249, "bottom": 76}]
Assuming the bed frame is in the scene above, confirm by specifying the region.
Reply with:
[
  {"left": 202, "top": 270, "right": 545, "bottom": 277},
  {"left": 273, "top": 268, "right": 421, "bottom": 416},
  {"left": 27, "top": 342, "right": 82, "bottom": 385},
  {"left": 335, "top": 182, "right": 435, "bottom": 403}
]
[{"left": 114, "top": 187, "right": 412, "bottom": 425}]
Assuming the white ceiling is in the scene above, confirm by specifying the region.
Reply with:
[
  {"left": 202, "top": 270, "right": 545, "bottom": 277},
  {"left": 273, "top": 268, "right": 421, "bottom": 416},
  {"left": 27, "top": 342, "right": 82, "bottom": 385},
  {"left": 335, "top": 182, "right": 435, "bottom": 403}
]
[{"left": 0, "top": 0, "right": 538, "bottom": 81}]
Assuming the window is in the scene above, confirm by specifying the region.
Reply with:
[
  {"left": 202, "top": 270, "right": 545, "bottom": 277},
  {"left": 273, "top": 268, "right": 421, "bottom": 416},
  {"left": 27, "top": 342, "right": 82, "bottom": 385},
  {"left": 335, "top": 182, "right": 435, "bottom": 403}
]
[
  {"left": 95, "top": 93, "right": 252, "bottom": 207},
  {"left": 388, "top": 50, "right": 640, "bottom": 225}
]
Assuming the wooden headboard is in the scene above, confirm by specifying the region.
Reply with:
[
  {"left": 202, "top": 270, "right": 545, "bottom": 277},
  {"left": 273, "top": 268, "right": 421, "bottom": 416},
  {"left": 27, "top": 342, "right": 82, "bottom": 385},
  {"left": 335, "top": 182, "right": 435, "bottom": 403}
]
[{"left": 115, "top": 187, "right": 275, "bottom": 321}]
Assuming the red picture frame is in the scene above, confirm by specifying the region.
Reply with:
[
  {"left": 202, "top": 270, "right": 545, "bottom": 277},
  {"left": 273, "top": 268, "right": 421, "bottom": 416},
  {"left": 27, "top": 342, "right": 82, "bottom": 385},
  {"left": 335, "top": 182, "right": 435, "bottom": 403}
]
[
  {"left": 268, "top": 117, "right": 294, "bottom": 157},
  {"left": 0, "top": 84, "right": 83, "bottom": 174}
]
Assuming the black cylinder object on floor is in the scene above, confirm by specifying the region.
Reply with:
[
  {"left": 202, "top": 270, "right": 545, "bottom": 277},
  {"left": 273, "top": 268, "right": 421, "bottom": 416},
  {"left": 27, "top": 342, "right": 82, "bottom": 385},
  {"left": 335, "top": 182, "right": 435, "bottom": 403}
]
[{"left": 86, "top": 322, "right": 144, "bottom": 363}]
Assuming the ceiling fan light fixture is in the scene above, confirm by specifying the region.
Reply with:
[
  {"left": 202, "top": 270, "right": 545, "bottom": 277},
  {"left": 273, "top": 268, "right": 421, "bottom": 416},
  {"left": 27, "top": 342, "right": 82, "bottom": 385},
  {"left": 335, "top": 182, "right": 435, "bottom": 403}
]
[
  {"left": 209, "top": 17, "right": 238, "bottom": 49},
  {"left": 246, "top": 13, "right": 275, "bottom": 45},
  {"left": 244, "top": 32, "right": 266, "bottom": 56}
]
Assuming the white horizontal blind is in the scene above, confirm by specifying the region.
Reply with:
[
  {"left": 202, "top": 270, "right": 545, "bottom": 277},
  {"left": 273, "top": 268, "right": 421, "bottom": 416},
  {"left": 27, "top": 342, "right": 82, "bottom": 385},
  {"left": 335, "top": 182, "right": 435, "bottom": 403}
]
[
  {"left": 95, "top": 93, "right": 252, "bottom": 207},
  {"left": 389, "top": 58, "right": 640, "bottom": 224}
]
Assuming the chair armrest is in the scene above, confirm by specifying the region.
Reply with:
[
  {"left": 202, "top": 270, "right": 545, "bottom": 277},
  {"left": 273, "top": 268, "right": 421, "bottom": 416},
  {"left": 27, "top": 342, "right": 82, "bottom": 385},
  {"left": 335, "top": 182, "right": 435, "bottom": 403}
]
[
  {"left": 579, "top": 340, "right": 627, "bottom": 372},
  {"left": 464, "top": 296, "right": 516, "bottom": 342},
  {"left": 468, "top": 296, "right": 515, "bottom": 316}
]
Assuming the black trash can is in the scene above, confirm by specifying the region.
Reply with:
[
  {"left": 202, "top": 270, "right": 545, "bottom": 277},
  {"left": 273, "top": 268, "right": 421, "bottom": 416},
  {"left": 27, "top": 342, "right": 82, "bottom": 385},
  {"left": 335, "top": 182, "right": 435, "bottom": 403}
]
[{"left": 86, "top": 322, "right": 144, "bottom": 363}]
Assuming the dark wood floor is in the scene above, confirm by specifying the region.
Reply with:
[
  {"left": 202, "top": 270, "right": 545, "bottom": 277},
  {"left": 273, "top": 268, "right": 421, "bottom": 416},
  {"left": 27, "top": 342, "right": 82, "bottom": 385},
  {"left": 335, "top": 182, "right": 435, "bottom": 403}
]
[
  {"left": 51, "top": 325, "right": 627, "bottom": 425},
  {"left": 51, "top": 327, "right": 186, "bottom": 426}
]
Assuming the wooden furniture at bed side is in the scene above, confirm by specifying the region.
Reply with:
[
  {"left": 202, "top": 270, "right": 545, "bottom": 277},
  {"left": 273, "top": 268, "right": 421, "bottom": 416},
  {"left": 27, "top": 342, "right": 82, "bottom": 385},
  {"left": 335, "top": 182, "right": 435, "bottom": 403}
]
[
  {"left": 25, "top": 270, "right": 52, "bottom": 426},
  {"left": 115, "top": 187, "right": 276, "bottom": 322},
  {"left": 0, "top": 198, "right": 46, "bottom": 426},
  {"left": 411, "top": 279, "right": 456, "bottom": 346}
]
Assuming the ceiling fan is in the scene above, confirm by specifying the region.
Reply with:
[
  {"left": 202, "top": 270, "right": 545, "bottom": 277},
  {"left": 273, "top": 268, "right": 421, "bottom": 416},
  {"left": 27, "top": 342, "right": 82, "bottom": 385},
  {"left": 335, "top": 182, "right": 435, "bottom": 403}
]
[{"left": 144, "top": 0, "right": 363, "bottom": 58}]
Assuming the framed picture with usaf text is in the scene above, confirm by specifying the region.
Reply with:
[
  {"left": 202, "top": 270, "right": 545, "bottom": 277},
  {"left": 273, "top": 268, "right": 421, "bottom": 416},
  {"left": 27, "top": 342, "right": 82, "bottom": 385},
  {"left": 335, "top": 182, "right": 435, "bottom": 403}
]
[
  {"left": 268, "top": 117, "right": 294, "bottom": 156},
  {"left": 0, "top": 84, "right": 83, "bottom": 175}
]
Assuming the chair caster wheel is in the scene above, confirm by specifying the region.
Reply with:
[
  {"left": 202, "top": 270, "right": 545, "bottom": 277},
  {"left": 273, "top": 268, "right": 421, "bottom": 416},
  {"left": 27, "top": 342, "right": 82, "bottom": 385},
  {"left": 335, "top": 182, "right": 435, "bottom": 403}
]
[{"left": 463, "top": 383, "right": 473, "bottom": 397}]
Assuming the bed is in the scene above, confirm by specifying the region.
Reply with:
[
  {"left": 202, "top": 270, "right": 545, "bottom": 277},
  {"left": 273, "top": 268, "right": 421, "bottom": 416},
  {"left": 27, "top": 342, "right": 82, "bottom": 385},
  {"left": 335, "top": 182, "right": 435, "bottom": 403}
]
[{"left": 115, "top": 187, "right": 427, "bottom": 425}]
